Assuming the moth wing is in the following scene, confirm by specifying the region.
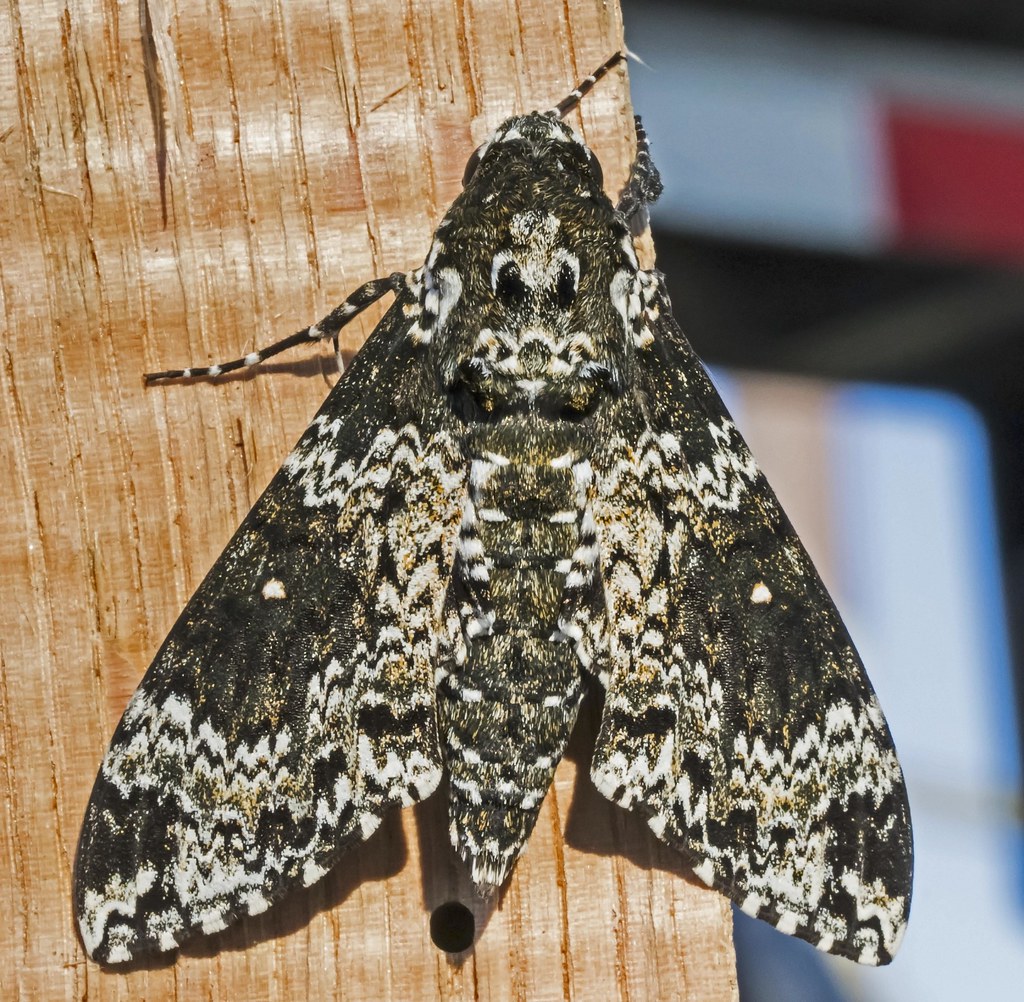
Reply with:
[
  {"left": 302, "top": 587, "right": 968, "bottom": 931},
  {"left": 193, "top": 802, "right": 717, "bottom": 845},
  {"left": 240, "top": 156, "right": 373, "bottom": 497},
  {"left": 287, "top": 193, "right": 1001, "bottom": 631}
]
[
  {"left": 75, "top": 294, "right": 467, "bottom": 963},
  {"left": 589, "top": 272, "right": 912, "bottom": 964}
]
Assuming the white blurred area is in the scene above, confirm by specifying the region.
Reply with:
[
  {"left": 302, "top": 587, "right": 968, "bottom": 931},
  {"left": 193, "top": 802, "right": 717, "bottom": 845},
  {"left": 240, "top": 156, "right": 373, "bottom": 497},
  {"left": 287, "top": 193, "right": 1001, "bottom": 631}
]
[{"left": 627, "top": 4, "right": 1024, "bottom": 257}]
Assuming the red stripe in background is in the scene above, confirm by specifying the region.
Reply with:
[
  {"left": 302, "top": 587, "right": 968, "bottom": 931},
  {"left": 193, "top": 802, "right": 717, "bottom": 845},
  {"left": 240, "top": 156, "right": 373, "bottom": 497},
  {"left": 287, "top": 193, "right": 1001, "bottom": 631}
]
[{"left": 885, "top": 104, "right": 1024, "bottom": 263}]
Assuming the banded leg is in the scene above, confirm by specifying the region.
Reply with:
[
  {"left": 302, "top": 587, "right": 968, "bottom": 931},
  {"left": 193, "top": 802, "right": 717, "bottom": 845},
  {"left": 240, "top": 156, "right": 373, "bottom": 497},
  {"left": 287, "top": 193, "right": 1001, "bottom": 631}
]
[
  {"left": 144, "top": 271, "right": 411, "bottom": 382},
  {"left": 617, "top": 116, "right": 663, "bottom": 223}
]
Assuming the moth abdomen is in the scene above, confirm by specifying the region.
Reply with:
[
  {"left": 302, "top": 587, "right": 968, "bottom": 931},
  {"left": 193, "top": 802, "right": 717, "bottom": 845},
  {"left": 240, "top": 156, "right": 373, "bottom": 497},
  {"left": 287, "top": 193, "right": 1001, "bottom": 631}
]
[
  {"left": 441, "top": 642, "right": 585, "bottom": 891},
  {"left": 440, "top": 420, "right": 597, "bottom": 890}
]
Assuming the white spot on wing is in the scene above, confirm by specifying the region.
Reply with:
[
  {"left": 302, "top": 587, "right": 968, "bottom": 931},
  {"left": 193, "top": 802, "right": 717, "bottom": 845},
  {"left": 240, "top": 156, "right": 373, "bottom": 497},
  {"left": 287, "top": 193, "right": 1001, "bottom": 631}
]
[
  {"left": 740, "top": 892, "right": 762, "bottom": 917},
  {"left": 693, "top": 859, "right": 715, "bottom": 887},
  {"left": 775, "top": 911, "right": 799, "bottom": 935}
]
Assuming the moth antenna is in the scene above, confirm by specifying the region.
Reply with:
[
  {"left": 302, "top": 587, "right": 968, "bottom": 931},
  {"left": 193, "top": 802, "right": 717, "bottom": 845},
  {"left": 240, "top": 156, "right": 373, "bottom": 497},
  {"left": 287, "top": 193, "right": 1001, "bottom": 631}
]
[
  {"left": 621, "top": 46, "right": 650, "bottom": 71},
  {"left": 144, "top": 272, "right": 410, "bottom": 383},
  {"left": 546, "top": 51, "right": 627, "bottom": 119}
]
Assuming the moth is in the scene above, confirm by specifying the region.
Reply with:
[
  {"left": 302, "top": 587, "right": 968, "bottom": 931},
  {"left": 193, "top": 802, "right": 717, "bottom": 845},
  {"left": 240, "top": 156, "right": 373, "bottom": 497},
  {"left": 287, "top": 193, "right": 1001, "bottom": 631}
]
[{"left": 75, "top": 52, "right": 912, "bottom": 966}]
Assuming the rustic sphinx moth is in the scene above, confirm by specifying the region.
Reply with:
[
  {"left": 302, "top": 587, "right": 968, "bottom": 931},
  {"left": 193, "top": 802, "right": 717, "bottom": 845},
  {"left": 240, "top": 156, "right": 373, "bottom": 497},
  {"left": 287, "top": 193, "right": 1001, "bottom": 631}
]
[{"left": 75, "top": 52, "right": 913, "bottom": 966}]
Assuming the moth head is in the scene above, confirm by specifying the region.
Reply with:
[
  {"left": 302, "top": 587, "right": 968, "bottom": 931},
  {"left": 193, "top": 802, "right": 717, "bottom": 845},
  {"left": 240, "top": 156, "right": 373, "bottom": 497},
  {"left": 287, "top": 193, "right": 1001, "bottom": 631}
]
[{"left": 461, "top": 113, "right": 605, "bottom": 200}]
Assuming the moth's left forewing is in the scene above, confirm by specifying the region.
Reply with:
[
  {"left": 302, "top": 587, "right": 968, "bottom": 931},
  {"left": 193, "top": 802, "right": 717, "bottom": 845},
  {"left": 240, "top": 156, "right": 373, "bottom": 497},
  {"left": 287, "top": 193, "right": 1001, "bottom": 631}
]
[
  {"left": 589, "top": 273, "right": 912, "bottom": 965},
  {"left": 74, "top": 293, "right": 468, "bottom": 963}
]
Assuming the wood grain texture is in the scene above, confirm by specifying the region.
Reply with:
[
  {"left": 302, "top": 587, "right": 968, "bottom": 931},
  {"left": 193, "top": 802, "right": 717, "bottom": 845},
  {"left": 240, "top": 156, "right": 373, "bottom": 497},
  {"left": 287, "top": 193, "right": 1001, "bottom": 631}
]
[{"left": 0, "top": 1, "right": 738, "bottom": 998}]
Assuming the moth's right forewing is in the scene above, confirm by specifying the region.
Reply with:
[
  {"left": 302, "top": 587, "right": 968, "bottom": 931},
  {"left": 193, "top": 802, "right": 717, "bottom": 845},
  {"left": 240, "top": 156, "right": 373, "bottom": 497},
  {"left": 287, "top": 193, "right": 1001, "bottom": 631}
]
[{"left": 589, "top": 273, "right": 913, "bottom": 965}]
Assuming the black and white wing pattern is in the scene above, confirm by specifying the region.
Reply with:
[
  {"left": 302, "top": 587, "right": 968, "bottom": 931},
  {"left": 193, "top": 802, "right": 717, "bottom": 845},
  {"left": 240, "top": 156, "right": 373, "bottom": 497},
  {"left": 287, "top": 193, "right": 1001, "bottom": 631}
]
[
  {"left": 77, "top": 51, "right": 912, "bottom": 968},
  {"left": 589, "top": 270, "right": 912, "bottom": 965},
  {"left": 74, "top": 286, "right": 467, "bottom": 964}
]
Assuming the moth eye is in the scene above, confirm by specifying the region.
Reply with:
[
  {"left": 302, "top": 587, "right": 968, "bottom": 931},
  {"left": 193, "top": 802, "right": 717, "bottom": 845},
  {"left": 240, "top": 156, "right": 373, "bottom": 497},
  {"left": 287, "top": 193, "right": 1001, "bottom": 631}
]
[
  {"left": 494, "top": 261, "right": 527, "bottom": 306},
  {"left": 555, "top": 261, "right": 577, "bottom": 308},
  {"left": 462, "top": 145, "right": 484, "bottom": 186}
]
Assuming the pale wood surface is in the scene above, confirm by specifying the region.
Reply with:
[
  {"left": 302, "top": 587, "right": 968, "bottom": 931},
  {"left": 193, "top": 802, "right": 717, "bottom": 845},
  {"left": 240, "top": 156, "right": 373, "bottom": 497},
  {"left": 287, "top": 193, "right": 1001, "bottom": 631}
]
[{"left": 0, "top": 1, "right": 738, "bottom": 999}]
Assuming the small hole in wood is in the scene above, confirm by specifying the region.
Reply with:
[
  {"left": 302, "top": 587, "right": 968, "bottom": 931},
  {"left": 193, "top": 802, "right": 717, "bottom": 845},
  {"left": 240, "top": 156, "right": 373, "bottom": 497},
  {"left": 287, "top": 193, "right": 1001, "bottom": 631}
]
[{"left": 430, "top": 900, "right": 475, "bottom": 952}]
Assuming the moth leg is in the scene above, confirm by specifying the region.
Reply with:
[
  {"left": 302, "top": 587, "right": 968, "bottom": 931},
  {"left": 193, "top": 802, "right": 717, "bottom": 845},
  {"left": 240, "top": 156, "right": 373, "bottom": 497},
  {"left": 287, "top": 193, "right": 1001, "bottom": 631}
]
[
  {"left": 616, "top": 115, "right": 663, "bottom": 223},
  {"left": 144, "top": 271, "right": 412, "bottom": 383},
  {"left": 332, "top": 332, "right": 343, "bottom": 376}
]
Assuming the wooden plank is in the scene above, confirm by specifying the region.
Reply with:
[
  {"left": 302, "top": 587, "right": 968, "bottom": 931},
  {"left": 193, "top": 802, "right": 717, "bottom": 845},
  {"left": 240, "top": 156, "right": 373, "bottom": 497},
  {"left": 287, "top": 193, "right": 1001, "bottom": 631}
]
[{"left": 0, "top": 1, "right": 738, "bottom": 998}]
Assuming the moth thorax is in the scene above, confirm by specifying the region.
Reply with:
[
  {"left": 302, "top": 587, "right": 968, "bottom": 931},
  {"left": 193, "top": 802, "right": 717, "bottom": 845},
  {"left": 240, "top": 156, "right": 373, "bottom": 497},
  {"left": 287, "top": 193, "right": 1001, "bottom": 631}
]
[{"left": 446, "top": 219, "right": 616, "bottom": 415}]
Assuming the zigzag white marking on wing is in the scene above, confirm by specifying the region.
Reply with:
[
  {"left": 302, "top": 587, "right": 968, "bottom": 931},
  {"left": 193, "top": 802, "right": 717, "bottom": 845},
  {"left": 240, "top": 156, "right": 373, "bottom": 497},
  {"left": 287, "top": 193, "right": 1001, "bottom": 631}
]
[
  {"left": 661, "top": 422, "right": 760, "bottom": 512},
  {"left": 595, "top": 425, "right": 759, "bottom": 515},
  {"left": 81, "top": 426, "right": 465, "bottom": 960},
  {"left": 284, "top": 421, "right": 463, "bottom": 512},
  {"left": 590, "top": 421, "right": 907, "bottom": 963},
  {"left": 592, "top": 641, "right": 907, "bottom": 960}
]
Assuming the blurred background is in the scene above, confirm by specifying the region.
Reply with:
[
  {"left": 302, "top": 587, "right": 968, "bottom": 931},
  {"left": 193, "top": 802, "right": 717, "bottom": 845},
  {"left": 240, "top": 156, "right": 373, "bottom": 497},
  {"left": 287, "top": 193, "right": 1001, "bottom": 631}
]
[{"left": 622, "top": 2, "right": 1024, "bottom": 999}]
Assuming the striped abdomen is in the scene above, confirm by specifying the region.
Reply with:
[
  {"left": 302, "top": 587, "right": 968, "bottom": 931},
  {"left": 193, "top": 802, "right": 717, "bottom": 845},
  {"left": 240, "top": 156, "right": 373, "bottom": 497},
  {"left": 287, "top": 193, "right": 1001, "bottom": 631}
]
[{"left": 439, "top": 422, "right": 599, "bottom": 890}]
